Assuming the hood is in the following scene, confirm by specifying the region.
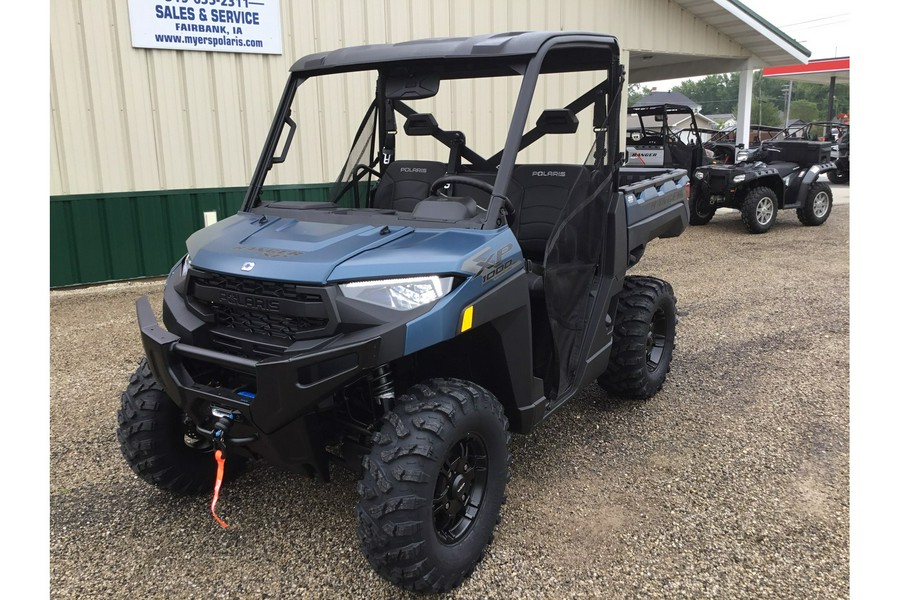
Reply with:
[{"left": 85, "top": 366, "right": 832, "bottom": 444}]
[{"left": 186, "top": 213, "right": 414, "bottom": 284}]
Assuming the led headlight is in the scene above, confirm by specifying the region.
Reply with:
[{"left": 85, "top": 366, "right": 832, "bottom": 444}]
[
  {"left": 732, "top": 174, "right": 746, "bottom": 183},
  {"left": 735, "top": 149, "right": 750, "bottom": 163},
  {"left": 694, "top": 170, "right": 705, "bottom": 180},
  {"left": 340, "top": 276, "right": 454, "bottom": 311},
  {"left": 181, "top": 254, "right": 191, "bottom": 277}
]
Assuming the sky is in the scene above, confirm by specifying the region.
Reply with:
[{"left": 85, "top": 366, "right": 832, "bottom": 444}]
[{"left": 645, "top": 0, "right": 850, "bottom": 90}]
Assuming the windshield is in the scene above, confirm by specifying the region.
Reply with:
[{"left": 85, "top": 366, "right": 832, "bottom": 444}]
[
  {"left": 769, "top": 122, "right": 848, "bottom": 143},
  {"left": 242, "top": 44, "right": 618, "bottom": 230}
]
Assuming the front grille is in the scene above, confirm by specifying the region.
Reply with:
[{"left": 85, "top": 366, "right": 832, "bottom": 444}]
[
  {"left": 707, "top": 172, "right": 730, "bottom": 194},
  {"left": 200, "top": 272, "right": 323, "bottom": 303},
  {"left": 210, "top": 303, "right": 328, "bottom": 343},
  {"left": 187, "top": 271, "right": 334, "bottom": 353}
]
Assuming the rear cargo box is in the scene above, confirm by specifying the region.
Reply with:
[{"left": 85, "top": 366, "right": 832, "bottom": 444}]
[{"left": 768, "top": 140, "right": 830, "bottom": 166}]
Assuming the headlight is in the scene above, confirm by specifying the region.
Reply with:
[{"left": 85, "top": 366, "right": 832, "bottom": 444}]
[
  {"left": 340, "top": 276, "right": 454, "bottom": 311},
  {"left": 694, "top": 171, "right": 705, "bottom": 180},
  {"left": 181, "top": 254, "right": 191, "bottom": 277},
  {"left": 732, "top": 174, "right": 746, "bottom": 183},
  {"left": 736, "top": 150, "right": 750, "bottom": 163}
]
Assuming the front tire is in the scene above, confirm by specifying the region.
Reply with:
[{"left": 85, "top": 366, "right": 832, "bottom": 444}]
[
  {"left": 598, "top": 276, "right": 677, "bottom": 400},
  {"left": 797, "top": 181, "right": 833, "bottom": 226},
  {"left": 740, "top": 186, "right": 778, "bottom": 234},
  {"left": 117, "top": 359, "right": 245, "bottom": 495},
  {"left": 689, "top": 184, "right": 716, "bottom": 226},
  {"left": 356, "top": 379, "right": 510, "bottom": 594}
]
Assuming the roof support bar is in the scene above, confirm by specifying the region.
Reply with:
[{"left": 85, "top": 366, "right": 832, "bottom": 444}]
[{"left": 735, "top": 63, "right": 754, "bottom": 149}]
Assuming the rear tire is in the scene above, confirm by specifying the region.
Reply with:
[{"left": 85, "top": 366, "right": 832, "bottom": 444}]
[
  {"left": 117, "top": 359, "right": 245, "bottom": 495},
  {"left": 689, "top": 185, "right": 716, "bottom": 226},
  {"left": 356, "top": 378, "right": 510, "bottom": 594},
  {"left": 740, "top": 186, "right": 778, "bottom": 234},
  {"left": 598, "top": 276, "right": 677, "bottom": 400},
  {"left": 797, "top": 181, "right": 833, "bottom": 226}
]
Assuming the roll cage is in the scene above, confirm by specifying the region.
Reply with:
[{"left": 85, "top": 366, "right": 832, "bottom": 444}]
[{"left": 240, "top": 32, "right": 624, "bottom": 230}]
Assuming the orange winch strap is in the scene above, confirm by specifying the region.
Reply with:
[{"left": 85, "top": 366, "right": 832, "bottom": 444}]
[{"left": 211, "top": 449, "right": 229, "bottom": 529}]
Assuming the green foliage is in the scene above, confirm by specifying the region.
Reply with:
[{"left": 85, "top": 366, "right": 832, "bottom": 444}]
[
  {"left": 670, "top": 71, "right": 850, "bottom": 124},
  {"left": 671, "top": 73, "right": 740, "bottom": 114},
  {"left": 751, "top": 100, "right": 783, "bottom": 127},
  {"left": 789, "top": 99, "right": 820, "bottom": 123}
]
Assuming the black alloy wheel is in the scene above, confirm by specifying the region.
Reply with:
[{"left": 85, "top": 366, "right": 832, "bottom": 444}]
[{"left": 433, "top": 434, "right": 489, "bottom": 544}]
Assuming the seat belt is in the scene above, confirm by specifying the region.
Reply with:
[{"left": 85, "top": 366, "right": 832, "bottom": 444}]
[{"left": 382, "top": 99, "right": 397, "bottom": 166}]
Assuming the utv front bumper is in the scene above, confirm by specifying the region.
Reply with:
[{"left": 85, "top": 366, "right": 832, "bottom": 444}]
[{"left": 137, "top": 296, "right": 383, "bottom": 473}]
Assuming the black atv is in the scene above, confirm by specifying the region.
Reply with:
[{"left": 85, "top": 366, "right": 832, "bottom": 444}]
[{"left": 690, "top": 127, "right": 837, "bottom": 233}]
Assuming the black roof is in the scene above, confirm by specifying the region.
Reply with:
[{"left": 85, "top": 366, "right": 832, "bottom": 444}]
[
  {"left": 290, "top": 31, "right": 618, "bottom": 76},
  {"left": 632, "top": 91, "right": 700, "bottom": 111},
  {"left": 629, "top": 103, "right": 696, "bottom": 116}
]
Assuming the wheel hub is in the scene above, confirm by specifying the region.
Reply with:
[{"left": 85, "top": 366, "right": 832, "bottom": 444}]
[
  {"left": 756, "top": 197, "right": 774, "bottom": 225},
  {"left": 433, "top": 434, "right": 488, "bottom": 544},
  {"left": 813, "top": 191, "right": 829, "bottom": 217},
  {"left": 646, "top": 308, "right": 668, "bottom": 372}
]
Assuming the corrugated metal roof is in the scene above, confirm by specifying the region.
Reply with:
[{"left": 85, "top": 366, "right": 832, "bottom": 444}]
[{"left": 673, "top": 0, "right": 811, "bottom": 66}]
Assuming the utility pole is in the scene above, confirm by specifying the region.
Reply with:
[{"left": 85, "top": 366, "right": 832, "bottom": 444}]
[{"left": 782, "top": 80, "right": 793, "bottom": 128}]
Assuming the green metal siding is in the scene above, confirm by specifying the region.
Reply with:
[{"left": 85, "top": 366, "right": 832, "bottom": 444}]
[{"left": 50, "top": 184, "right": 333, "bottom": 287}]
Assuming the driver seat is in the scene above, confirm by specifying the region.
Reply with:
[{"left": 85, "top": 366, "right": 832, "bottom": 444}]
[{"left": 371, "top": 160, "right": 447, "bottom": 212}]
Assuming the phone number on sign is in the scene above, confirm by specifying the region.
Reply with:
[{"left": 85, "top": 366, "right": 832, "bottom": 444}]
[{"left": 166, "top": 0, "right": 261, "bottom": 8}]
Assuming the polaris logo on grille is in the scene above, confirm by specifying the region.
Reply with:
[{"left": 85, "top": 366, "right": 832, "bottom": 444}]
[
  {"left": 399, "top": 167, "right": 428, "bottom": 173},
  {"left": 241, "top": 261, "right": 255, "bottom": 271},
  {"left": 532, "top": 170, "right": 567, "bottom": 177},
  {"left": 217, "top": 290, "right": 281, "bottom": 312}
]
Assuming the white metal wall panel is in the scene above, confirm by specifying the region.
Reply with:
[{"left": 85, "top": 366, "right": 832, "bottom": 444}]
[{"left": 51, "top": 0, "right": 754, "bottom": 196}]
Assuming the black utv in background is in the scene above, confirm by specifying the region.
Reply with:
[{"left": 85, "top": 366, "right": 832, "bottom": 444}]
[
  {"left": 829, "top": 128, "right": 849, "bottom": 184},
  {"left": 626, "top": 103, "right": 711, "bottom": 174},
  {"left": 690, "top": 126, "right": 837, "bottom": 233}
]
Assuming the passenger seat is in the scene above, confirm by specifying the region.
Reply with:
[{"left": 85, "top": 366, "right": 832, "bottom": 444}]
[{"left": 507, "top": 165, "right": 591, "bottom": 295}]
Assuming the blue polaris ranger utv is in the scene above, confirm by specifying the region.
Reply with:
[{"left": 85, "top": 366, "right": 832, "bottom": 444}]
[{"left": 118, "top": 31, "right": 690, "bottom": 593}]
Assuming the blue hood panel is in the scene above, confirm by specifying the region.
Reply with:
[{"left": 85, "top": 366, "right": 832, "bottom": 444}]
[
  {"left": 328, "top": 228, "right": 504, "bottom": 282},
  {"left": 186, "top": 213, "right": 416, "bottom": 283}
]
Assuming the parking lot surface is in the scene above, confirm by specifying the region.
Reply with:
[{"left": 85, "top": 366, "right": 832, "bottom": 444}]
[{"left": 50, "top": 194, "right": 849, "bottom": 599}]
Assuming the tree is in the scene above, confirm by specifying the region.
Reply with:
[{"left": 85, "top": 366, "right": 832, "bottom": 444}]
[
  {"left": 788, "top": 99, "right": 820, "bottom": 123},
  {"left": 750, "top": 100, "right": 782, "bottom": 127},
  {"left": 667, "top": 70, "right": 850, "bottom": 124},
  {"left": 672, "top": 73, "right": 740, "bottom": 114}
]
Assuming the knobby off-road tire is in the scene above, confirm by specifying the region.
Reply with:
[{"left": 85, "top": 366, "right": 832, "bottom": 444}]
[
  {"left": 598, "top": 276, "right": 677, "bottom": 400},
  {"left": 117, "top": 359, "right": 245, "bottom": 495},
  {"left": 689, "top": 184, "right": 716, "bottom": 226},
  {"left": 797, "top": 181, "right": 833, "bottom": 226},
  {"left": 356, "top": 379, "right": 510, "bottom": 594},
  {"left": 740, "top": 186, "right": 778, "bottom": 234},
  {"left": 827, "top": 167, "right": 848, "bottom": 184}
]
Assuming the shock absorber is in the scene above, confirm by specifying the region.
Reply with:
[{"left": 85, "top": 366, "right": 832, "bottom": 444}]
[{"left": 369, "top": 364, "right": 395, "bottom": 407}]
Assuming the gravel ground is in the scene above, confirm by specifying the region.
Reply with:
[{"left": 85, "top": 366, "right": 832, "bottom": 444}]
[{"left": 50, "top": 188, "right": 849, "bottom": 599}]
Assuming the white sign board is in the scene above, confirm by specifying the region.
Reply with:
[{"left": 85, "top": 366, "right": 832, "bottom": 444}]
[{"left": 128, "top": 0, "right": 282, "bottom": 55}]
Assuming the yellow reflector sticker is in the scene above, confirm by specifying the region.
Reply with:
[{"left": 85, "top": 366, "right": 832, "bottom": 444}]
[{"left": 461, "top": 305, "right": 474, "bottom": 332}]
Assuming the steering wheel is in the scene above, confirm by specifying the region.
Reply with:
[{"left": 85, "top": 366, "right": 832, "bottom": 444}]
[
  {"left": 429, "top": 175, "right": 515, "bottom": 222},
  {"left": 430, "top": 175, "right": 494, "bottom": 196}
]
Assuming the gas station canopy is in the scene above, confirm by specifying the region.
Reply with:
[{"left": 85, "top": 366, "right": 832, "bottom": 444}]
[{"left": 762, "top": 57, "right": 850, "bottom": 85}]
